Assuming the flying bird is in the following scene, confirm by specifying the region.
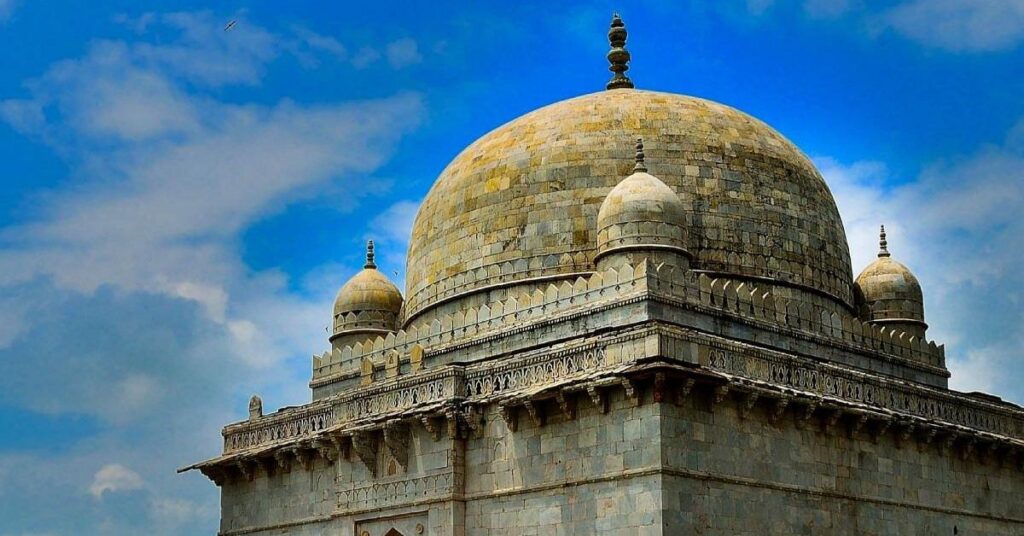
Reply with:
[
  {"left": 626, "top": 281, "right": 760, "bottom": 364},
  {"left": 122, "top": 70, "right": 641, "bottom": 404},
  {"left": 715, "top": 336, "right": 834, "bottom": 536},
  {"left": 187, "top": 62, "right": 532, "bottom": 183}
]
[{"left": 224, "top": 20, "right": 237, "bottom": 31}]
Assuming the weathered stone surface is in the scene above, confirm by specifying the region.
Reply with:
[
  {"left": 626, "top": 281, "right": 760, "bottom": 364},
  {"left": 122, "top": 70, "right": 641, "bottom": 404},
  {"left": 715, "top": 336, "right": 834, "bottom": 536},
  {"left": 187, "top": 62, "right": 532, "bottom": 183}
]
[{"left": 181, "top": 18, "right": 1024, "bottom": 535}]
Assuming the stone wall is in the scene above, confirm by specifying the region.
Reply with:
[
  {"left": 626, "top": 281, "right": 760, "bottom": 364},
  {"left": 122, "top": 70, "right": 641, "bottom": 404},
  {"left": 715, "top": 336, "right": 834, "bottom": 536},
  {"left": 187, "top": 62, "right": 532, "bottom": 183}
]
[
  {"left": 460, "top": 386, "right": 1023, "bottom": 535},
  {"left": 660, "top": 387, "right": 1023, "bottom": 534}
]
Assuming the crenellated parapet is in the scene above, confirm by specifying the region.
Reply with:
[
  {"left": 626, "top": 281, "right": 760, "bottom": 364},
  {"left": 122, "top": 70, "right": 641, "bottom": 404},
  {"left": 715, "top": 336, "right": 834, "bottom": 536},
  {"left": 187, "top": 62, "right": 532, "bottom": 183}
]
[
  {"left": 185, "top": 323, "right": 1023, "bottom": 488},
  {"left": 312, "top": 260, "right": 651, "bottom": 384},
  {"left": 314, "top": 261, "right": 946, "bottom": 390}
]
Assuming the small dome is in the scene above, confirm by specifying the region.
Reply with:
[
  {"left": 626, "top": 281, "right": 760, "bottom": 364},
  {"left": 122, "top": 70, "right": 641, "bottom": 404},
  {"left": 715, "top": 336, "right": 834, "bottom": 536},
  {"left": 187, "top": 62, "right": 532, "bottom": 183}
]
[
  {"left": 332, "top": 241, "right": 403, "bottom": 342},
  {"left": 596, "top": 138, "right": 689, "bottom": 260},
  {"left": 853, "top": 226, "right": 926, "bottom": 333}
]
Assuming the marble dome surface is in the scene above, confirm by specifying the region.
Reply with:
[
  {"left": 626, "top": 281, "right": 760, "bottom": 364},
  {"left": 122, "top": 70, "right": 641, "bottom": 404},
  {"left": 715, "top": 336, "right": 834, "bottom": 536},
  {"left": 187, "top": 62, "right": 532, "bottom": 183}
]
[{"left": 404, "top": 88, "right": 854, "bottom": 323}]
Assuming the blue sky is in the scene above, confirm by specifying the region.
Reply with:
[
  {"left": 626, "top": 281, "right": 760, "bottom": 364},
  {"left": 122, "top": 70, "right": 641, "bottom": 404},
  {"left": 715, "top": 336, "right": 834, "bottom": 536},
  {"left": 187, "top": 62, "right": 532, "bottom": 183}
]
[{"left": 0, "top": 1, "right": 1022, "bottom": 534}]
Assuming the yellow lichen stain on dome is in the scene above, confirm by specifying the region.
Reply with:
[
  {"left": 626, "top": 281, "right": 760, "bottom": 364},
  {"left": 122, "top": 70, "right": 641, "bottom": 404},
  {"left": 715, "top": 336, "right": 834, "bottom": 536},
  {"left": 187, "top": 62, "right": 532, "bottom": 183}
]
[
  {"left": 333, "top": 269, "right": 403, "bottom": 318},
  {"left": 405, "top": 89, "right": 853, "bottom": 323}
]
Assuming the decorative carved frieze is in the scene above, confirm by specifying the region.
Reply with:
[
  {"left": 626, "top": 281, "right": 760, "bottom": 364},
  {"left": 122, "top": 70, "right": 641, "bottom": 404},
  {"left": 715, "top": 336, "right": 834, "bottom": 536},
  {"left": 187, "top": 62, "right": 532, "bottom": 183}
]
[
  {"left": 224, "top": 404, "right": 335, "bottom": 453},
  {"left": 336, "top": 470, "right": 456, "bottom": 513},
  {"left": 703, "top": 343, "right": 1023, "bottom": 440}
]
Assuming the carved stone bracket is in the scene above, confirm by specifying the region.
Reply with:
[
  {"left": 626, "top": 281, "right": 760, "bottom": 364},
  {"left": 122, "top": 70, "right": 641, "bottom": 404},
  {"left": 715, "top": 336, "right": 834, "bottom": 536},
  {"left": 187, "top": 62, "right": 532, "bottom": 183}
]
[
  {"left": 848, "top": 414, "right": 868, "bottom": 439},
  {"left": 383, "top": 420, "right": 410, "bottom": 468},
  {"left": 712, "top": 384, "right": 730, "bottom": 406},
  {"left": 462, "top": 406, "right": 484, "bottom": 439},
  {"left": 960, "top": 438, "right": 977, "bottom": 461},
  {"left": 200, "top": 466, "right": 227, "bottom": 487},
  {"left": 556, "top": 391, "right": 576, "bottom": 420},
  {"left": 445, "top": 408, "right": 461, "bottom": 440},
  {"left": 499, "top": 404, "right": 518, "bottom": 432},
  {"left": 653, "top": 373, "right": 667, "bottom": 404},
  {"left": 236, "top": 460, "right": 255, "bottom": 482},
  {"left": 941, "top": 432, "right": 957, "bottom": 456},
  {"left": 256, "top": 457, "right": 276, "bottom": 478},
  {"left": 622, "top": 378, "right": 641, "bottom": 407},
  {"left": 523, "top": 399, "right": 545, "bottom": 428},
  {"left": 293, "top": 447, "right": 314, "bottom": 471},
  {"left": 918, "top": 428, "right": 937, "bottom": 453},
  {"left": 738, "top": 392, "right": 759, "bottom": 420},
  {"left": 769, "top": 397, "right": 789, "bottom": 424},
  {"left": 895, "top": 423, "right": 915, "bottom": 449},
  {"left": 823, "top": 409, "right": 842, "bottom": 435},
  {"left": 796, "top": 401, "right": 817, "bottom": 430},
  {"left": 421, "top": 415, "right": 442, "bottom": 441},
  {"left": 587, "top": 385, "right": 608, "bottom": 414},
  {"left": 313, "top": 438, "right": 338, "bottom": 465},
  {"left": 871, "top": 419, "right": 892, "bottom": 444},
  {"left": 352, "top": 431, "right": 378, "bottom": 476},
  {"left": 675, "top": 378, "right": 696, "bottom": 406},
  {"left": 274, "top": 449, "right": 292, "bottom": 473}
]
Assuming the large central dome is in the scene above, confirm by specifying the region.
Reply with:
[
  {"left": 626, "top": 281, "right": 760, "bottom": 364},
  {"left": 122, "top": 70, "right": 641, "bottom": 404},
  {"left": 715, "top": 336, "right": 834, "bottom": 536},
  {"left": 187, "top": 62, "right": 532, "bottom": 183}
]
[{"left": 405, "top": 88, "right": 854, "bottom": 322}]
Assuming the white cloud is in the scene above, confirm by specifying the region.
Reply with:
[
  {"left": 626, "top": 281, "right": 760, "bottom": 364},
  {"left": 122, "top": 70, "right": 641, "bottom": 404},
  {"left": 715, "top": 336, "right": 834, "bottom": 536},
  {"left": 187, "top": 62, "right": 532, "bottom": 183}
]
[
  {"left": 803, "top": 0, "right": 852, "bottom": 19},
  {"left": 746, "top": 0, "right": 776, "bottom": 16},
  {"left": 89, "top": 464, "right": 145, "bottom": 499},
  {"left": 0, "top": 12, "right": 424, "bottom": 534},
  {"left": 367, "top": 199, "right": 421, "bottom": 290},
  {"left": 352, "top": 46, "right": 382, "bottom": 69},
  {"left": 818, "top": 122, "right": 1024, "bottom": 403},
  {"left": 386, "top": 38, "right": 422, "bottom": 68},
  {"left": 879, "top": 0, "right": 1024, "bottom": 52},
  {"left": 292, "top": 26, "right": 347, "bottom": 58}
]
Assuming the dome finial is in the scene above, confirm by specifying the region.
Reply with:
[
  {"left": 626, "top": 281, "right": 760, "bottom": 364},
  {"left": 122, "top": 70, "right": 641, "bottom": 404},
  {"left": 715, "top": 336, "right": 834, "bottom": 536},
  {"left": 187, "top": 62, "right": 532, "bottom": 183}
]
[
  {"left": 878, "top": 225, "right": 890, "bottom": 258},
  {"left": 633, "top": 137, "right": 647, "bottom": 172},
  {"left": 365, "top": 240, "right": 377, "bottom": 269},
  {"left": 606, "top": 13, "right": 634, "bottom": 90}
]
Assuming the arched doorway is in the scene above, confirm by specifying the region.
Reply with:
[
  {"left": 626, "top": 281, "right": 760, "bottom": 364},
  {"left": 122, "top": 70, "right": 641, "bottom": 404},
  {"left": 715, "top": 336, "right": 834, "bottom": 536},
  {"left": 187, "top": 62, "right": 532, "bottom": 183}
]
[{"left": 384, "top": 530, "right": 405, "bottom": 536}]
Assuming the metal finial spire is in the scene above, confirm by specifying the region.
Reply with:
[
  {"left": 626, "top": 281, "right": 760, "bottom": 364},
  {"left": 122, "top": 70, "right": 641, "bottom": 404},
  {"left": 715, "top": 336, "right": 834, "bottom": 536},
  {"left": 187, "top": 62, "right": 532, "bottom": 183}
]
[
  {"left": 365, "top": 240, "right": 377, "bottom": 268},
  {"left": 878, "top": 225, "right": 890, "bottom": 258},
  {"left": 633, "top": 137, "right": 647, "bottom": 172},
  {"left": 606, "top": 13, "right": 635, "bottom": 90}
]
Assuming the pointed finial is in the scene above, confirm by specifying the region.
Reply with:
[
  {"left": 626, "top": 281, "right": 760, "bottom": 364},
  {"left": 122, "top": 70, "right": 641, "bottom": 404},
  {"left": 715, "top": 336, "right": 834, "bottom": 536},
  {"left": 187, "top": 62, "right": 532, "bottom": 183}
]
[
  {"left": 365, "top": 240, "right": 377, "bottom": 268},
  {"left": 878, "top": 225, "right": 890, "bottom": 258},
  {"left": 606, "top": 13, "right": 635, "bottom": 90},
  {"left": 633, "top": 137, "right": 647, "bottom": 172}
]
